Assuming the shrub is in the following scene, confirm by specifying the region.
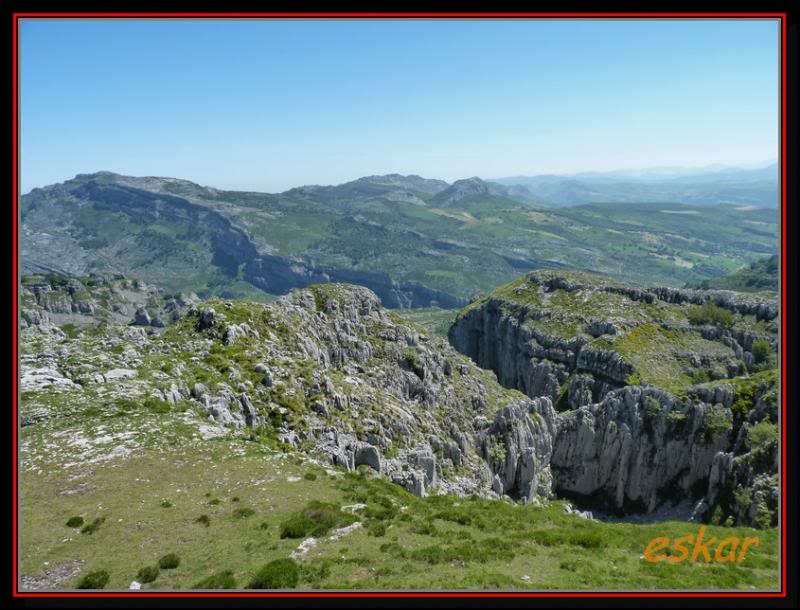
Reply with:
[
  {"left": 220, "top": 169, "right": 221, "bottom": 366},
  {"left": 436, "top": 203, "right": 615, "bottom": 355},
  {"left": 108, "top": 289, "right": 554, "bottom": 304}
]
[
  {"left": 208, "top": 498, "right": 221, "bottom": 505},
  {"left": 80, "top": 517, "right": 105, "bottom": 535},
  {"left": 233, "top": 507, "right": 255, "bottom": 519},
  {"left": 160, "top": 500, "right": 173, "bottom": 508},
  {"left": 402, "top": 347, "right": 424, "bottom": 377},
  {"left": 304, "top": 472, "right": 317, "bottom": 481},
  {"left": 367, "top": 521, "right": 387, "bottom": 537},
  {"left": 247, "top": 558, "right": 299, "bottom": 589},
  {"left": 279, "top": 501, "right": 357, "bottom": 539},
  {"left": 193, "top": 570, "right": 237, "bottom": 589},
  {"left": 687, "top": 302, "right": 734, "bottom": 329},
  {"left": 703, "top": 404, "right": 732, "bottom": 441},
  {"left": 65, "top": 516, "right": 84, "bottom": 528},
  {"left": 76, "top": 570, "right": 110, "bottom": 589},
  {"left": 195, "top": 514, "right": 211, "bottom": 527},
  {"left": 751, "top": 339, "right": 773, "bottom": 364},
  {"left": 488, "top": 443, "right": 507, "bottom": 466},
  {"left": 231, "top": 496, "right": 240, "bottom": 502},
  {"left": 748, "top": 420, "right": 779, "bottom": 451},
  {"left": 136, "top": 566, "right": 159, "bottom": 584},
  {"left": 158, "top": 553, "right": 180, "bottom": 570}
]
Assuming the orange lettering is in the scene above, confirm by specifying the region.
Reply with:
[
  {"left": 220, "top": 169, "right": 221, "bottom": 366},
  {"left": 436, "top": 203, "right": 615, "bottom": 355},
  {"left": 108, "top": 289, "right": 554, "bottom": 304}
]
[
  {"left": 715, "top": 536, "right": 739, "bottom": 562},
  {"left": 668, "top": 534, "right": 694, "bottom": 563},
  {"left": 644, "top": 536, "right": 670, "bottom": 562},
  {"left": 738, "top": 536, "right": 760, "bottom": 562},
  {"left": 691, "top": 526, "right": 717, "bottom": 562}
]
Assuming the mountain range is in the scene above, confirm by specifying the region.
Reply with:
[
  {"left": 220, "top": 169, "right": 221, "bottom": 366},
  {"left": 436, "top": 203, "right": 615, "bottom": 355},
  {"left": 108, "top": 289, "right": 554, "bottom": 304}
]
[
  {"left": 491, "top": 162, "right": 779, "bottom": 208},
  {"left": 21, "top": 170, "right": 778, "bottom": 306}
]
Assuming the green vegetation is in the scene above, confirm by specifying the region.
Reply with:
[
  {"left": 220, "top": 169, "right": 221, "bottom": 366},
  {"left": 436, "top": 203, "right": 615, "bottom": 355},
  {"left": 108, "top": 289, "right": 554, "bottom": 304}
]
[
  {"left": 751, "top": 339, "right": 773, "bottom": 365},
  {"left": 193, "top": 570, "right": 237, "bottom": 589},
  {"left": 136, "top": 565, "right": 159, "bottom": 583},
  {"left": 80, "top": 517, "right": 105, "bottom": 535},
  {"left": 748, "top": 421, "right": 778, "bottom": 452},
  {"left": 688, "top": 255, "right": 778, "bottom": 293},
  {"left": 248, "top": 559, "right": 300, "bottom": 589},
  {"left": 195, "top": 514, "right": 211, "bottom": 527},
  {"left": 687, "top": 302, "right": 734, "bottom": 329},
  {"left": 232, "top": 507, "right": 256, "bottom": 519},
  {"left": 279, "top": 501, "right": 357, "bottom": 539},
  {"left": 23, "top": 173, "right": 778, "bottom": 301},
  {"left": 18, "top": 437, "right": 779, "bottom": 591},
  {"left": 76, "top": 570, "right": 110, "bottom": 589},
  {"left": 158, "top": 553, "right": 181, "bottom": 570},
  {"left": 65, "top": 516, "right": 84, "bottom": 528}
]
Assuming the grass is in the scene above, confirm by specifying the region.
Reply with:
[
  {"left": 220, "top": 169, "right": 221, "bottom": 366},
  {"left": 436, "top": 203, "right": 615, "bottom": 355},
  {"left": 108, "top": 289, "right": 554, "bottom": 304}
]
[
  {"left": 193, "top": 570, "right": 237, "bottom": 589},
  {"left": 19, "top": 425, "right": 779, "bottom": 591}
]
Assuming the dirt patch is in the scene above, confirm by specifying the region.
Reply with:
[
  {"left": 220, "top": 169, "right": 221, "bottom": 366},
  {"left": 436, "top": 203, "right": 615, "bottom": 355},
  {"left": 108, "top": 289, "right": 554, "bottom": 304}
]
[{"left": 20, "top": 559, "right": 85, "bottom": 591}]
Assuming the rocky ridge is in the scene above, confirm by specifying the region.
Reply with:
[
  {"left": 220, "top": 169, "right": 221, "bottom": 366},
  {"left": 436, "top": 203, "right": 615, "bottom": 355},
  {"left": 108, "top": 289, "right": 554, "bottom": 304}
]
[
  {"left": 20, "top": 272, "right": 779, "bottom": 527},
  {"left": 20, "top": 277, "right": 555, "bottom": 502},
  {"left": 449, "top": 270, "right": 779, "bottom": 526}
]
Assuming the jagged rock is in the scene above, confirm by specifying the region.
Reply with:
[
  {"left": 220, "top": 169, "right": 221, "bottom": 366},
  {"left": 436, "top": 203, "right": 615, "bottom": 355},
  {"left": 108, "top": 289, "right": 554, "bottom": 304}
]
[
  {"left": 354, "top": 444, "right": 381, "bottom": 473},
  {"left": 198, "top": 308, "right": 216, "bottom": 329},
  {"left": 133, "top": 308, "right": 151, "bottom": 326},
  {"left": 104, "top": 368, "right": 137, "bottom": 381},
  {"left": 551, "top": 387, "right": 731, "bottom": 513}
]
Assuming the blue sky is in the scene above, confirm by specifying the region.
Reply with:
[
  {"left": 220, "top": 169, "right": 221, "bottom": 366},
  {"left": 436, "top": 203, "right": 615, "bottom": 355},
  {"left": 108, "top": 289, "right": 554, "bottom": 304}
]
[{"left": 20, "top": 18, "right": 779, "bottom": 193}]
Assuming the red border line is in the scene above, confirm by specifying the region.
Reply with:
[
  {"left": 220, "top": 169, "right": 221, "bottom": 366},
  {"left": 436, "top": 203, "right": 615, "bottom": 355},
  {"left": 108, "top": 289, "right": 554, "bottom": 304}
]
[{"left": 12, "top": 12, "right": 788, "bottom": 600}]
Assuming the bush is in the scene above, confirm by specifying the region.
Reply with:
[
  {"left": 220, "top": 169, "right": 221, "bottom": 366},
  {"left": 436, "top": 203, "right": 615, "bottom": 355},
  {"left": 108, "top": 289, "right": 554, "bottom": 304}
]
[
  {"left": 303, "top": 472, "right": 317, "bottom": 481},
  {"left": 247, "top": 558, "right": 299, "bottom": 589},
  {"left": 65, "top": 516, "right": 84, "bottom": 528},
  {"left": 76, "top": 570, "right": 110, "bottom": 589},
  {"left": 195, "top": 514, "right": 211, "bottom": 527},
  {"left": 80, "top": 517, "right": 105, "bottom": 535},
  {"left": 136, "top": 566, "right": 159, "bottom": 583},
  {"left": 402, "top": 347, "right": 424, "bottom": 376},
  {"left": 367, "top": 521, "right": 387, "bottom": 537},
  {"left": 158, "top": 553, "right": 180, "bottom": 569},
  {"left": 748, "top": 420, "right": 778, "bottom": 451},
  {"left": 160, "top": 500, "right": 173, "bottom": 508},
  {"left": 279, "top": 501, "right": 357, "bottom": 539},
  {"left": 687, "top": 302, "right": 734, "bottom": 329},
  {"left": 233, "top": 507, "right": 255, "bottom": 519},
  {"left": 751, "top": 339, "right": 773, "bottom": 364},
  {"left": 193, "top": 570, "right": 237, "bottom": 589},
  {"left": 208, "top": 498, "right": 221, "bottom": 505}
]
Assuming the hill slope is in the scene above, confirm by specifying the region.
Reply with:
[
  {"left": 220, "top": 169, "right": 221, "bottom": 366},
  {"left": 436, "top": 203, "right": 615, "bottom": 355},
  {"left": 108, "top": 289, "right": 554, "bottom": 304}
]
[
  {"left": 22, "top": 172, "right": 778, "bottom": 305},
  {"left": 19, "top": 274, "right": 780, "bottom": 590}
]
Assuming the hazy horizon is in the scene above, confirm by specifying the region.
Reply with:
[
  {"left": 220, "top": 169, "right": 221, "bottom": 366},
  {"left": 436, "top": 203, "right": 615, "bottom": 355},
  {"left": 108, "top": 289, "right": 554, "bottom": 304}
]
[{"left": 20, "top": 19, "right": 779, "bottom": 193}]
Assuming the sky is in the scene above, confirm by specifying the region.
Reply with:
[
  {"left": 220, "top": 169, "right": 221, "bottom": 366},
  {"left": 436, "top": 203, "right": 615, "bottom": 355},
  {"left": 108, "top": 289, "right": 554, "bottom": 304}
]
[{"left": 20, "top": 18, "right": 780, "bottom": 193}]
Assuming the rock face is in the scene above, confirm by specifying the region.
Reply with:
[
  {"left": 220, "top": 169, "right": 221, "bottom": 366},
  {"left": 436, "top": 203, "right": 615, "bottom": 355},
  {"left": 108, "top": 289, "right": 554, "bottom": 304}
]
[
  {"left": 19, "top": 270, "right": 779, "bottom": 527},
  {"left": 551, "top": 386, "right": 730, "bottom": 513},
  {"left": 449, "top": 270, "right": 778, "bottom": 410},
  {"left": 449, "top": 269, "right": 780, "bottom": 526}
]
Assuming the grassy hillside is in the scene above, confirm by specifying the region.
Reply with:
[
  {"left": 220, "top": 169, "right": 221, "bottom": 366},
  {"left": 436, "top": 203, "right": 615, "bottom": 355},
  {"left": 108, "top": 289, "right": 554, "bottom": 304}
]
[{"left": 21, "top": 428, "right": 779, "bottom": 590}]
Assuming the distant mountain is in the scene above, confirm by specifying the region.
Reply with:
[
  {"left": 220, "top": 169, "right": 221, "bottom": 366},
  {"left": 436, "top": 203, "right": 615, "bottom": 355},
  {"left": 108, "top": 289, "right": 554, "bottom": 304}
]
[
  {"left": 686, "top": 255, "right": 779, "bottom": 292},
  {"left": 21, "top": 171, "right": 778, "bottom": 306},
  {"left": 492, "top": 163, "right": 779, "bottom": 208}
]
